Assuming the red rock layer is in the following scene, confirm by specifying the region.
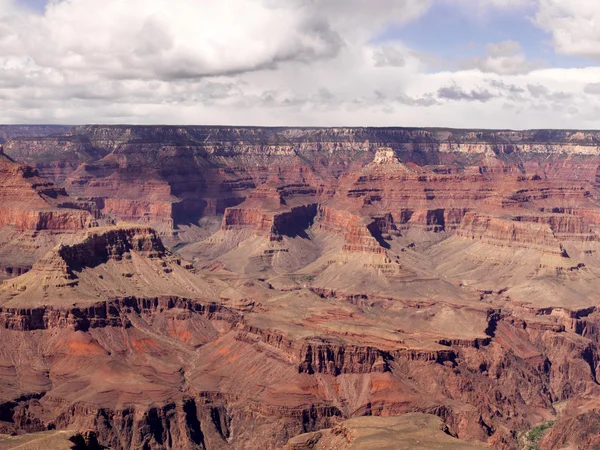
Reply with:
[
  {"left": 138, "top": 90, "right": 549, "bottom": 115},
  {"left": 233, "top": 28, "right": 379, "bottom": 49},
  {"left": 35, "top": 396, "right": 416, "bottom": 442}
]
[
  {"left": 2, "top": 293, "right": 600, "bottom": 449},
  {"left": 455, "top": 212, "right": 565, "bottom": 254},
  {"left": 220, "top": 183, "right": 319, "bottom": 240},
  {"left": 221, "top": 204, "right": 318, "bottom": 241},
  {"left": 7, "top": 127, "right": 600, "bottom": 234},
  {"left": 0, "top": 151, "right": 94, "bottom": 231},
  {"left": 316, "top": 205, "right": 398, "bottom": 254}
]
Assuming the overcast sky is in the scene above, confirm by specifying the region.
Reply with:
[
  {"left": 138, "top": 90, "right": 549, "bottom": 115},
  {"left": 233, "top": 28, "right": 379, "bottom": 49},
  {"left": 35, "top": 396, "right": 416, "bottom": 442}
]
[{"left": 1, "top": 0, "right": 600, "bottom": 128}]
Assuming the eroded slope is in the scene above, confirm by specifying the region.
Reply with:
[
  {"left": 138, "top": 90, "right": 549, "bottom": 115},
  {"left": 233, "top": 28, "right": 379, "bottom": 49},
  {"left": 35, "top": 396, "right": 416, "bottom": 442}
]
[{"left": 3, "top": 128, "right": 600, "bottom": 449}]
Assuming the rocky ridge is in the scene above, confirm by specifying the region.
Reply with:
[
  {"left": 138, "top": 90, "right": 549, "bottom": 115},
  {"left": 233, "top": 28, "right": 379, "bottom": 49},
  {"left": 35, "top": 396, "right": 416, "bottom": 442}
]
[
  {"left": 4, "top": 126, "right": 600, "bottom": 448},
  {"left": 7, "top": 126, "right": 600, "bottom": 228},
  {"left": 0, "top": 148, "right": 98, "bottom": 280}
]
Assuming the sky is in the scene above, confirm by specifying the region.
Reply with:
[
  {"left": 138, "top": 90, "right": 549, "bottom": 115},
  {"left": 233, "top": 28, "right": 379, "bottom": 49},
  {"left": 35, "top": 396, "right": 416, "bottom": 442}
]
[{"left": 2, "top": 0, "right": 600, "bottom": 128}]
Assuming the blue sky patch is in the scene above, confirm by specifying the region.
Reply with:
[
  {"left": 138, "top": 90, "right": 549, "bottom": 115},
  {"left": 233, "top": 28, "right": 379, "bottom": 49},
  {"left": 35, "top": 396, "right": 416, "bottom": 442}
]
[{"left": 373, "top": 2, "right": 592, "bottom": 70}]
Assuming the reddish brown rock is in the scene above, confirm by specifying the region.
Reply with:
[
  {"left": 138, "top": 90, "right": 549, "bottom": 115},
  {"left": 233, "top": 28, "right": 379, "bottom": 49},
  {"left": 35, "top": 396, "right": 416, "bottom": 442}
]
[
  {"left": 5, "top": 127, "right": 600, "bottom": 449},
  {"left": 0, "top": 149, "right": 98, "bottom": 281},
  {"left": 0, "top": 150, "right": 94, "bottom": 231},
  {"left": 455, "top": 212, "right": 566, "bottom": 254}
]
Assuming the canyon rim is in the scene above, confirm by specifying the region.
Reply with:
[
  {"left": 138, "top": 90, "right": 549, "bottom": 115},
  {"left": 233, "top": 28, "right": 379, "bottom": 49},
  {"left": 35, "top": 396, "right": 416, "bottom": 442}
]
[{"left": 4, "top": 0, "right": 600, "bottom": 448}]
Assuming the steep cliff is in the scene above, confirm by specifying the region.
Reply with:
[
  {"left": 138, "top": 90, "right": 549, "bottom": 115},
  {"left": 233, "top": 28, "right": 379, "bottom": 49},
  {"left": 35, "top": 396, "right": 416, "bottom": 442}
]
[
  {"left": 4, "top": 127, "right": 600, "bottom": 449},
  {"left": 7, "top": 126, "right": 600, "bottom": 230},
  {"left": 0, "top": 150, "right": 95, "bottom": 231},
  {"left": 0, "top": 149, "right": 99, "bottom": 280},
  {"left": 0, "top": 125, "right": 70, "bottom": 144},
  {"left": 0, "top": 225, "right": 215, "bottom": 307}
]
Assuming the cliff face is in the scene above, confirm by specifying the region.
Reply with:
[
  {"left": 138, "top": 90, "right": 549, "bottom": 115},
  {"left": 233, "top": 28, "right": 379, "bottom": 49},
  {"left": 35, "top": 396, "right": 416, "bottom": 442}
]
[
  {"left": 55, "top": 226, "right": 166, "bottom": 270},
  {"left": 7, "top": 126, "right": 600, "bottom": 229},
  {"left": 0, "top": 149, "right": 98, "bottom": 281},
  {"left": 3, "top": 275, "right": 600, "bottom": 450},
  {"left": 0, "top": 225, "right": 217, "bottom": 307},
  {"left": 0, "top": 151, "right": 95, "bottom": 231},
  {"left": 456, "top": 212, "right": 567, "bottom": 254},
  {"left": 6, "top": 126, "right": 600, "bottom": 449},
  {"left": 0, "top": 125, "right": 70, "bottom": 144},
  {"left": 316, "top": 206, "right": 397, "bottom": 254}
]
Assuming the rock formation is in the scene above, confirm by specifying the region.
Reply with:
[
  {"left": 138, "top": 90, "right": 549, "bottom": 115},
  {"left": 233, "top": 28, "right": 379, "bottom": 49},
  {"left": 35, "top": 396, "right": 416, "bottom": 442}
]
[
  {"left": 283, "top": 414, "right": 488, "bottom": 449},
  {"left": 0, "top": 125, "right": 70, "bottom": 144},
  {"left": 0, "top": 148, "right": 98, "bottom": 280},
  {"left": 8, "top": 125, "right": 600, "bottom": 231},
  {"left": 0, "top": 149, "right": 95, "bottom": 231},
  {"left": 3, "top": 125, "right": 600, "bottom": 449}
]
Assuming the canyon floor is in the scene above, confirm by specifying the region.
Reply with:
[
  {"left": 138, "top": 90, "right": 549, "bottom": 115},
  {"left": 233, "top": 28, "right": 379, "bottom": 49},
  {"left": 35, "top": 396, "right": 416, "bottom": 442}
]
[{"left": 2, "top": 126, "right": 600, "bottom": 449}]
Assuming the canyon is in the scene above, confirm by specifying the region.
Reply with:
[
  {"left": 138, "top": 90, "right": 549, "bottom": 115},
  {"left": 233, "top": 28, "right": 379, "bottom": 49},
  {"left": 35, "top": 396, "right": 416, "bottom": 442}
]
[{"left": 2, "top": 126, "right": 600, "bottom": 449}]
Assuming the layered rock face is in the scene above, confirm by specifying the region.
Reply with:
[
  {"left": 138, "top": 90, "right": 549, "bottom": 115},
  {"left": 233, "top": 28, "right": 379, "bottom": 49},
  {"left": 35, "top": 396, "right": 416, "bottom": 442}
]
[
  {"left": 456, "top": 213, "right": 567, "bottom": 254},
  {"left": 0, "top": 149, "right": 98, "bottom": 280},
  {"left": 0, "top": 125, "right": 70, "bottom": 144},
  {"left": 4, "top": 258, "right": 600, "bottom": 450},
  {"left": 316, "top": 206, "right": 398, "bottom": 254},
  {"left": 0, "top": 150, "right": 94, "bottom": 231},
  {"left": 284, "top": 414, "right": 488, "bottom": 449},
  {"left": 0, "top": 225, "right": 213, "bottom": 306},
  {"left": 6, "top": 127, "right": 600, "bottom": 449},
  {"left": 221, "top": 184, "right": 318, "bottom": 241},
  {"left": 7, "top": 126, "right": 600, "bottom": 231},
  {"left": 0, "top": 223, "right": 492, "bottom": 449}
]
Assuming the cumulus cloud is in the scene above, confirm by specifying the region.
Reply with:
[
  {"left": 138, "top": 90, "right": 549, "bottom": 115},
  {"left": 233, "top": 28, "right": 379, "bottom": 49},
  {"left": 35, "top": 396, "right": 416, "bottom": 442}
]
[
  {"left": 0, "top": 0, "right": 599, "bottom": 129},
  {"left": 1, "top": 0, "right": 347, "bottom": 80},
  {"left": 527, "top": 84, "right": 550, "bottom": 98},
  {"left": 314, "top": 0, "right": 431, "bottom": 36},
  {"left": 534, "top": 0, "right": 600, "bottom": 60},
  {"left": 527, "top": 83, "right": 572, "bottom": 102},
  {"left": 0, "top": 0, "right": 434, "bottom": 120},
  {"left": 460, "top": 40, "right": 544, "bottom": 75},
  {"left": 396, "top": 92, "right": 439, "bottom": 107},
  {"left": 372, "top": 46, "right": 407, "bottom": 67},
  {"left": 488, "top": 80, "right": 525, "bottom": 95},
  {"left": 584, "top": 83, "right": 600, "bottom": 95},
  {"left": 437, "top": 85, "right": 496, "bottom": 102}
]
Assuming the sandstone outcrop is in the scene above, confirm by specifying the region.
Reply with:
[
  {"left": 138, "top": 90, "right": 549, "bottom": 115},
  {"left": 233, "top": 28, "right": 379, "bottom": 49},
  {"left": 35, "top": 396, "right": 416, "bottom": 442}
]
[
  {"left": 0, "top": 149, "right": 99, "bottom": 281},
  {"left": 7, "top": 126, "right": 600, "bottom": 231},
  {"left": 455, "top": 212, "right": 568, "bottom": 255},
  {"left": 316, "top": 206, "right": 398, "bottom": 254},
  {"left": 221, "top": 184, "right": 318, "bottom": 241},
  {"left": 4, "top": 126, "right": 600, "bottom": 449},
  {"left": 0, "top": 125, "right": 70, "bottom": 144},
  {"left": 0, "top": 150, "right": 95, "bottom": 231},
  {"left": 283, "top": 414, "right": 488, "bottom": 449},
  {"left": 0, "top": 225, "right": 215, "bottom": 307}
]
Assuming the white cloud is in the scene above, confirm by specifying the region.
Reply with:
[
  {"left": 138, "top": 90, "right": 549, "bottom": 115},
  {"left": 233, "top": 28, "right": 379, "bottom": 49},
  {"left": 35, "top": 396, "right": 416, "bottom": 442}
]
[
  {"left": 1, "top": 0, "right": 347, "bottom": 80},
  {"left": 438, "top": 84, "right": 496, "bottom": 102},
  {"left": 0, "top": 0, "right": 599, "bottom": 130},
  {"left": 315, "top": 0, "right": 431, "bottom": 36},
  {"left": 584, "top": 83, "right": 600, "bottom": 95},
  {"left": 535, "top": 0, "right": 600, "bottom": 60},
  {"left": 460, "top": 40, "right": 544, "bottom": 75},
  {"left": 372, "top": 46, "right": 408, "bottom": 67}
]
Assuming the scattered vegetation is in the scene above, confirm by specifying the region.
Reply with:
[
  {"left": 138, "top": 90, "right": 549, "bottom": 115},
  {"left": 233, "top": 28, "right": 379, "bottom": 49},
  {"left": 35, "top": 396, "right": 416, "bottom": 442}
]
[{"left": 520, "top": 421, "right": 555, "bottom": 450}]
